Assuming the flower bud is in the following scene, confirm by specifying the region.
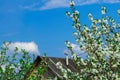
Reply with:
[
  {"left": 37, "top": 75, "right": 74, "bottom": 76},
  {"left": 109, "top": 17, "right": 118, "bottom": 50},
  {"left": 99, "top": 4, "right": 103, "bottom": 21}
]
[
  {"left": 118, "top": 9, "right": 120, "bottom": 16},
  {"left": 101, "top": 6, "right": 107, "bottom": 14},
  {"left": 70, "top": 1, "right": 75, "bottom": 6},
  {"left": 66, "top": 11, "right": 70, "bottom": 16}
]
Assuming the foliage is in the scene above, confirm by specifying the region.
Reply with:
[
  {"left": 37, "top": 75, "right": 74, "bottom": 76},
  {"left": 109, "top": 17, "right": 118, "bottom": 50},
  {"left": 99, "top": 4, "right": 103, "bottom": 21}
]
[
  {"left": 56, "top": 0, "right": 120, "bottom": 80},
  {"left": 0, "top": 42, "right": 47, "bottom": 80}
]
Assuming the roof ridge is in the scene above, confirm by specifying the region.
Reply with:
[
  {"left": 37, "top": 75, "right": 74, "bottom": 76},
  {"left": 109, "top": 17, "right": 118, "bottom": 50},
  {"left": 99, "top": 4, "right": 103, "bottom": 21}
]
[
  {"left": 38, "top": 56, "right": 72, "bottom": 60},
  {"left": 48, "top": 58, "right": 63, "bottom": 79}
]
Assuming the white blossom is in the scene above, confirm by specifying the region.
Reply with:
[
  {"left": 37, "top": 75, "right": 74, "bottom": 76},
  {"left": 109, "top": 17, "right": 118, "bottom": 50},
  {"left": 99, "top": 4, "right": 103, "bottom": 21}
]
[{"left": 70, "top": 1, "right": 75, "bottom": 6}]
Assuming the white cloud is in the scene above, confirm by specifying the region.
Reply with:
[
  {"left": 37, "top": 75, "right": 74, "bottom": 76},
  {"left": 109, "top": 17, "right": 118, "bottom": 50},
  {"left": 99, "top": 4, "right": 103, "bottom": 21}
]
[
  {"left": 75, "top": 0, "right": 99, "bottom": 6},
  {"left": 40, "top": 0, "right": 69, "bottom": 10},
  {"left": 64, "top": 43, "right": 86, "bottom": 58},
  {"left": 22, "top": 0, "right": 120, "bottom": 11},
  {"left": 71, "top": 43, "right": 85, "bottom": 55},
  {"left": 8, "top": 41, "right": 40, "bottom": 55},
  {"left": 103, "top": 0, "right": 120, "bottom": 3},
  {"left": 19, "top": 2, "right": 40, "bottom": 11}
]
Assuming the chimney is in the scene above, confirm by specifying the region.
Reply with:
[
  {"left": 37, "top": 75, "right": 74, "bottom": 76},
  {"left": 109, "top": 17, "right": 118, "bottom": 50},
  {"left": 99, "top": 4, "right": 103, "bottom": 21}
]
[{"left": 64, "top": 52, "right": 69, "bottom": 65}]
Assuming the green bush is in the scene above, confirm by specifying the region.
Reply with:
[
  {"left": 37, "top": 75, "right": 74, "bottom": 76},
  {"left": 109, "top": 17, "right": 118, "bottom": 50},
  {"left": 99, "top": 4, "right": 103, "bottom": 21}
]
[{"left": 0, "top": 42, "right": 47, "bottom": 80}]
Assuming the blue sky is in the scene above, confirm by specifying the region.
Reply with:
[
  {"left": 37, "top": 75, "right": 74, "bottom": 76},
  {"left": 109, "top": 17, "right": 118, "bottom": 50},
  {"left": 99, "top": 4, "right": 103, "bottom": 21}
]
[{"left": 0, "top": 0, "right": 120, "bottom": 58}]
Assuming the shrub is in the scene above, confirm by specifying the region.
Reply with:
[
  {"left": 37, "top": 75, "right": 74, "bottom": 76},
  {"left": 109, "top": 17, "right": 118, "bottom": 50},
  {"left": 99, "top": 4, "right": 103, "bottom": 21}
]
[{"left": 0, "top": 42, "right": 47, "bottom": 80}]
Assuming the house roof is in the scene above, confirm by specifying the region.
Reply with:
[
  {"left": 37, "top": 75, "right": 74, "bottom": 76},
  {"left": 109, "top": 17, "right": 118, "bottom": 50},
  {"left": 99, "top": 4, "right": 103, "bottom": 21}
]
[{"left": 25, "top": 56, "right": 77, "bottom": 79}]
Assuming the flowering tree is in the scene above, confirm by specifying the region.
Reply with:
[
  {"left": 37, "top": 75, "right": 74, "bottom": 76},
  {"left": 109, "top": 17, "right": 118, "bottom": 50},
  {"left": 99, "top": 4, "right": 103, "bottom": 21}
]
[
  {"left": 56, "top": 0, "right": 120, "bottom": 79},
  {"left": 0, "top": 42, "right": 47, "bottom": 80}
]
